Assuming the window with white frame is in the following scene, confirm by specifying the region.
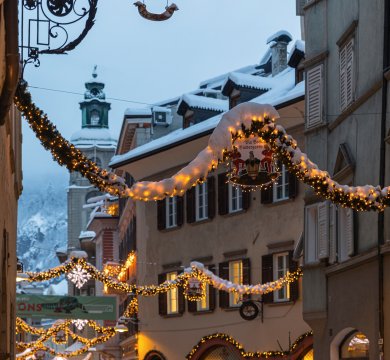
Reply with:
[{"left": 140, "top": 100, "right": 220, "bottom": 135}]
[
  {"left": 197, "top": 273, "right": 210, "bottom": 311},
  {"left": 273, "top": 164, "right": 289, "bottom": 202},
  {"left": 196, "top": 182, "right": 208, "bottom": 221},
  {"left": 273, "top": 253, "right": 290, "bottom": 302},
  {"left": 166, "top": 272, "right": 179, "bottom": 314},
  {"left": 228, "top": 184, "right": 243, "bottom": 213},
  {"left": 229, "top": 260, "right": 243, "bottom": 307},
  {"left": 166, "top": 197, "right": 177, "bottom": 228},
  {"left": 305, "top": 201, "right": 354, "bottom": 265},
  {"left": 340, "top": 38, "right": 355, "bottom": 111}
]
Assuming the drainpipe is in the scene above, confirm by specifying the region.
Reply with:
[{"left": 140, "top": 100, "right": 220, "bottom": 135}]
[
  {"left": 378, "top": 0, "right": 390, "bottom": 357},
  {"left": 0, "top": 0, "right": 20, "bottom": 125}
]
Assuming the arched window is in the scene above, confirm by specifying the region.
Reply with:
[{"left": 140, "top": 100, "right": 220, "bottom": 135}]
[
  {"left": 302, "top": 348, "right": 314, "bottom": 360},
  {"left": 144, "top": 351, "right": 166, "bottom": 360},
  {"left": 90, "top": 110, "right": 101, "bottom": 126},
  {"left": 340, "top": 332, "right": 369, "bottom": 359},
  {"left": 200, "top": 345, "right": 242, "bottom": 360}
]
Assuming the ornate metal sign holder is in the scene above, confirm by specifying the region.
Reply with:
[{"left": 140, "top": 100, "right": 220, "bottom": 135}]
[{"left": 19, "top": 0, "right": 98, "bottom": 72}]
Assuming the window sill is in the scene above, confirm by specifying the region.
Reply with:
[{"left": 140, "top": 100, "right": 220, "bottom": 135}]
[
  {"left": 263, "top": 198, "right": 295, "bottom": 207},
  {"left": 224, "top": 209, "right": 246, "bottom": 217},
  {"left": 192, "top": 309, "right": 214, "bottom": 315},
  {"left": 222, "top": 306, "right": 240, "bottom": 312},
  {"left": 191, "top": 218, "right": 212, "bottom": 226},
  {"left": 159, "top": 225, "right": 181, "bottom": 233},
  {"left": 161, "top": 313, "right": 183, "bottom": 318},
  {"left": 268, "top": 300, "right": 295, "bottom": 307}
]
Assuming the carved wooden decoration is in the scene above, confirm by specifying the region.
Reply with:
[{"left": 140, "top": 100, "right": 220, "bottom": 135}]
[{"left": 133, "top": 1, "right": 178, "bottom": 21}]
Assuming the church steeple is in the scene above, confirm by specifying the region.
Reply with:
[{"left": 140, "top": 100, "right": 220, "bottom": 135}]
[{"left": 79, "top": 66, "right": 111, "bottom": 129}]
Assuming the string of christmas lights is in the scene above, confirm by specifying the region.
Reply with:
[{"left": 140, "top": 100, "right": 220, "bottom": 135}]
[
  {"left": 14, "top": 84, "right": 390, "bottom": 210},
  {"left": 186, "top": 331, "right": 313, "bottom": 359},
  {"left": 25, "top": 257, "right": 302, "bottom": 297}
]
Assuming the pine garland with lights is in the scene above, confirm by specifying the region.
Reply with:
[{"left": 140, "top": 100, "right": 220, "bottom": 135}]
[
  {"left": 186, "top": 331, "right": 313, "bottom": 359},
  {"left": 14, "top": 88, "right": 390, "bottom": 210}
]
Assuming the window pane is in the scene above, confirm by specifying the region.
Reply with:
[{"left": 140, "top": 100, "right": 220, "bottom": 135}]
[
  {"left": 167, "top": 272, "right": 178, "bottom": 314},
  {"left": 229, "top": 261, "right": 243, "bottom": 306}
]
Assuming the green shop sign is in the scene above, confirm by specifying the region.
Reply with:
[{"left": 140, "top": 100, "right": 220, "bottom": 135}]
[{"left": 16, "top": 294, "right": 116, "bottom": 320}]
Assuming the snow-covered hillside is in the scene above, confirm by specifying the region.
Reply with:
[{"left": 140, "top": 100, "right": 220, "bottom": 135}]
[{"left": 17, "top": 179, "right": 68, "bottom": 272}]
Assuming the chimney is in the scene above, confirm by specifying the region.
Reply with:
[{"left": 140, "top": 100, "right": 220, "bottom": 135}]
[{"left": 267, "top": 31, "right": 293, "bottom": 76}]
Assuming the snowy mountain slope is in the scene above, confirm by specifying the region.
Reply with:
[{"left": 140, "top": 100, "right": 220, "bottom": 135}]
[{"left": 17, "top": 179, "right": 68, "bottom": 272}]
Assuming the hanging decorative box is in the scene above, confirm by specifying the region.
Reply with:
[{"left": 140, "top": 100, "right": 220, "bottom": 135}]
[
  {"left": 226, "top": 135, "right": 279, "bottom": 190},
  {"left": 185, "top": 277, "right": 204, "bottom": 301}
]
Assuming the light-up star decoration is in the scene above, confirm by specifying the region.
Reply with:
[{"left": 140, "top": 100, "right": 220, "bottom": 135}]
[
  {"left": 72, "top": 319, "right": 88, "bottom": 330},
  {"left": 67, "top": 265, "right": 92, "bottom": 288}
]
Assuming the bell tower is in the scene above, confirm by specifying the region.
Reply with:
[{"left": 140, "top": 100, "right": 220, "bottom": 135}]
[
  {"left": 80, "top": 65, "right": 111, "bottom": 129},
  {"left": 67, "top": 66, "right": 117, "bottom": 257}
]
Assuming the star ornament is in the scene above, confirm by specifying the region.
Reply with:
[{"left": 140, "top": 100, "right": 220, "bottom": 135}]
[{"left": 67, "top": 265, "right": 92, "bottom": 288}]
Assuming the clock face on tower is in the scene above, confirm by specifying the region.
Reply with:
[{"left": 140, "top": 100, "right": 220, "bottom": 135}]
[{"left": 90, "top": 110, "right": 100, "bottom": 126}]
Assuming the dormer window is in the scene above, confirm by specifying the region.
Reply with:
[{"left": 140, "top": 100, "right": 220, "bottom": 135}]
[{"left": 90, "top": 110, "right": 100, "bottom": 126}]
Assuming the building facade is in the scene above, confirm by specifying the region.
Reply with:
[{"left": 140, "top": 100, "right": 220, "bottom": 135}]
[
  {"left": 299, "top": 0, "right": 390, "bottom": 358},
  {"left": 0, "top": 0, "right": 22, "bottom": 359},
  {"left": 110, "top": 32, "right": 312, "bottom": 360}
]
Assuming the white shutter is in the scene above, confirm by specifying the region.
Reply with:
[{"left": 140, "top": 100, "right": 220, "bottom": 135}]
[
  {"left": 340, "top": 38, "right": 354, "bottom": 111},
  {"left": 346, "top": 39, "right": 354, "bottom": 107},
  {"left": 340, "top": 45, "right": 347, "bottom": 111},
  {"left": 317, "top": 201, "right": 329, "bottom": 259},
  {"left": 338, "top": 207, "right": 354, "bottom": 261},
  {"left": 328, "top": 204, "right": 337, "bottom": 264},
  {"left": 306, "top": 65, "right": 323, "bottom": 128},
  {"left": 304, "top": 204, "right": 318, "bottom": 264},
  {"left": 296, "top": 0, "right": 306, "bottom": 15}
]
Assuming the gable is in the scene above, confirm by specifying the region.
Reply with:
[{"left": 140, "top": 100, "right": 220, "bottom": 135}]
[{"left": 333, "top": 143, "right": 355, "bottom": 182}]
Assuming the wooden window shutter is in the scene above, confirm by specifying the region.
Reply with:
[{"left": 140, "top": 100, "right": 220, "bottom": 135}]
[
  {"left": 261, "top": 186, "right": 273, "bottom": 204},
  {"left": 242, "top": 258, "right": 251, "bottom": 300},
  {"left": 178, "top": 284, "right": 185, "bottom": 314},
  {"left": 306, "top": 65, "right": 323, "bottom": 128},
  {"left": 208, "top": 264, "right": 216, "bottom": 311},
  {"left": 340, "top": 44, "right": 347, "bottom": 111},
  {"left": 317, "top": 201, "right": 330, "bottom": 260},
  {"left": 187, "top": 298, "right": 197, "bottom": 313},
  {"left": 288, "top": 171, "right": 299, "bottom": 199},
  {"left": 218, "top": 261, "right": 229, "bottom": 308},
  {"left": 343, "top": 207, "right": 355, "bottom": 257},
  {"left": 329, "top": 204, "right": 338, "bottom": 264},
  {"left": 158, "top": 273, "right": 167, "bottom": 316},
  {"left": 176, "top": 196, "right": 184, "bottom": 227},
  {"left": 157, "top": 200, "right": 166, "bottom": 231},
  {"left": 346, "top": 39, "right": 354, "bottom": 108},
  {"left": 218, "top": 173, "right": 229, "bottom": 215},
  {"left": 186, "top": 187, "right": 196, "bottom": 224},
  {"left": 261, "top": 254, "right": 274, "bottom": 304},
  {"left": 242, "top": 191, "right": 251, "bottom": 210},
  {"left": 208, "top": 177, "right": 216, "bottom": 219},
  {"left": 289, "top": 251, "right": 299, "bottom": 302}
]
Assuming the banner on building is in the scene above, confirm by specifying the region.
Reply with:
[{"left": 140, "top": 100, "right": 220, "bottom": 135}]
[{"left": 16, "top": 294, "right": 116, "bottom": 320}]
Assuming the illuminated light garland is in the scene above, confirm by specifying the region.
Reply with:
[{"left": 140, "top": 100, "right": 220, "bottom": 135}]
[
  {"left": 186, "top": 331, "right": 313, "bottom": 359},
  {"left": 16, "top": 318, "right": 116, "bottom": 359},
  {"left": 14, "top": 83, "right": 390, "bottom": 210},
  {"left": 25, "top": 258, "right": 302, "bottom": 296},
  {"left": 117, "top": 251, "right": 136, "bottom": 282},
  {"left": 123, "top": 297, "right": 138, "bottom": 318}
]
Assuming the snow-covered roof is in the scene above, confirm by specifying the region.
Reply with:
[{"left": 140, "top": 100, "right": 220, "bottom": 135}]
[
  {"left": 153, "top": 106, "right": 172, "bottom": 113},
  {"left": 224, "top": 72, "right": 275, "bottom": 90},
  {"left": 70, "top": 128, "right": 117, "bottom": 147},
  {"left": 179, "top": 94, "right": 228, "bottom": 112},
  {"left": 259, "top": 47, "right": 272, "bottom": 66},
  {"left": 70, "top": 250, "right": 88, "bottom": 258},
  {"left": 79, "top": 231, "right": 96, "bottom": 239},
  {"left": 266, "top": 30, "right": 293, "bottom": 44},
  {"left": 44, "top": 279, "right": 68, "bottom": 296},
  {"left": 110, "top": 68, "right": 304, "bottom": 168},
  {"left": 124, "top": 108, "right": 152, "bottom": 117},
  {"left": 288, "top": 40, "right": 306, "bottom": 63}
]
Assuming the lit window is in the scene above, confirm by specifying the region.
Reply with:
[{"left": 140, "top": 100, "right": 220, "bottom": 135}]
[
  {"left": 340, "top": 332, "right": 369, "bottom": 359},
  {"left": 166, "top": 197, "right": 177, "bottom": 228},
  {"left": 229, "top": 260, "right": 243, "bottom": 307},
  {"left": 197, "top": 273, "right": 210, "bottom": 311},
  {"left": 303, "top": 349, "right": 314, "bottom": 360},
  {"left": 196, "top": 182, "right": 208, "bottom": 221},
  {"left": 273, "top": 253, "right": 290, "bottom": 302},
  {"left": 167, "top": 272, "right": 178, "bottom": 314},
  {"left": 229, "top": 184, "right": 243, "bottom": 213},
  {"left": 273, "top": 164, "right": 289, "bottom": 202}
]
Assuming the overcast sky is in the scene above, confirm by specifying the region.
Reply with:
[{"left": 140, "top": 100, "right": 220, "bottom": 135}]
[{"left": 22, "top": 0, "right": 301, "bottom": 183}]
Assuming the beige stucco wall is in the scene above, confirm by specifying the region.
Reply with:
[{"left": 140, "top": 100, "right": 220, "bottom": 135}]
[{"left": 134, "top": 117, "right": 311, "bottom": 359}]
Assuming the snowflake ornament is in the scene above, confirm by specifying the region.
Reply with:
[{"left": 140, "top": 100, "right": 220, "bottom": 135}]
[
  {"left": 67, "top": 265, "right": 92, "bottom": 288},
  {"left": 72, "top": 319, "right": 88, "bottom": 331}
]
